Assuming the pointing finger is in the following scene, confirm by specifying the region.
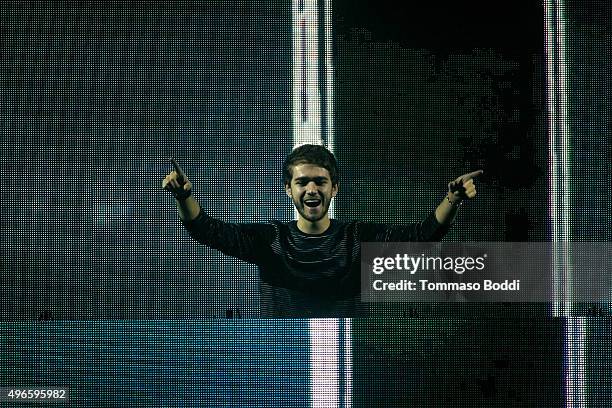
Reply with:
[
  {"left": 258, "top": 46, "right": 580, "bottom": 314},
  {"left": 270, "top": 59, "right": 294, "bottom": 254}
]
[
  {"left": 170, "top": 158, "right": 187, "bottom": 182},
  {"left": 462, "top": 169, "right": 483, "bottom": 182}
]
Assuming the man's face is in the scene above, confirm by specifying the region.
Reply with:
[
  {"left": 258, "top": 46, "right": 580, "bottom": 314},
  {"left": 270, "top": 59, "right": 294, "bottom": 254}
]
[{"left": 285, "top": 163, "right": 338, "bottom": 223}]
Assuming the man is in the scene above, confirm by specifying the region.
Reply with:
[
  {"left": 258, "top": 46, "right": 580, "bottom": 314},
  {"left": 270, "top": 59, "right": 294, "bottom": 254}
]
[{"left": 162, "top": 144, "right": 481, "bottom": 317}]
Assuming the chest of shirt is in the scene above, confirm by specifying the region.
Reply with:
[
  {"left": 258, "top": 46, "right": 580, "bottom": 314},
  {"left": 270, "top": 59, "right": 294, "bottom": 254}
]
[{"left": 267, "top": 227, "right": 360, "bottom": 279}]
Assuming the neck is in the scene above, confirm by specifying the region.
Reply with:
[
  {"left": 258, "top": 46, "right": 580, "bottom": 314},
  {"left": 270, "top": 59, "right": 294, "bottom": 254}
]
[{"left": 297, "top": 216, "right": 331, "bottom": 235}]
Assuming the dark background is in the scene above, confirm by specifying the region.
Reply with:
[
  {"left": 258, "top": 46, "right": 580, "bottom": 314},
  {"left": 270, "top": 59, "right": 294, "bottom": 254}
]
[
  {"left": 334, "top": 0, "right": 550, "bottom": 320},
  {"left": 0, "top": 1, "right": 293, "bottom": 320},
  {"left": 1, "top": 0, "right": 611, "bottom": 406}
]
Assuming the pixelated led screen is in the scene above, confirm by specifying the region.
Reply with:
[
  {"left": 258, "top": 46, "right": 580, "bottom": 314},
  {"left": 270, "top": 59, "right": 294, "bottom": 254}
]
[{"left": 1, "top": 0, "right": 611, "bottom": 406}]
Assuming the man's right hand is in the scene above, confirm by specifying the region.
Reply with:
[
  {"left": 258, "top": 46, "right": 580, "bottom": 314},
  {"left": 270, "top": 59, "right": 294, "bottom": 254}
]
[{"left": 162, "top": 158, "right": 193, "bottom": 200}]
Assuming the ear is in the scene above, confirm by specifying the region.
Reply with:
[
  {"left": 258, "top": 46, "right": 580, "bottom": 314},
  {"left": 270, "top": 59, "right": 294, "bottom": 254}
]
[
  {"left": 285, "top": 183, "right": 292, "bottom": 198},
  {"left": 331, "top": 183, "right": 339, "bottom": 198}
]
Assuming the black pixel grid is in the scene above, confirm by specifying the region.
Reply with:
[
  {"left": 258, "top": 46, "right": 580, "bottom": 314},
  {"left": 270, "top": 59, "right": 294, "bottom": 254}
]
[{"left": 1, "top": 0, "right": 611, "bottom": 406}]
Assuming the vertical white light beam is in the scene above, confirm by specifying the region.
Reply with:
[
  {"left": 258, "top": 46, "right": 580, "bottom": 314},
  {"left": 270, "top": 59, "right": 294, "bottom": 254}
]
[
  {"left": 544, "top": 0, "right": 560, "bottom": 317},
  {"left": 293, "top": 1, "right": 352, "bottom": 407},
  {"left": 324, "top": 0, "right": 336, "bottom": 219},
  {"left": 309, "top": 319, "right": 340, "bottom": 408},
  {"left": 343, "top": 318, "right": 353, "bottom": 407},
  {"left": 545, "top": 0, "right": 572, "bottom": 317},
  {"left": 324, "top": 0, "right": 335, "bottom": 154},
  {"left": 565, "top": 319, "right": 586, "bottom": 408},
  {"left": 545, "top": 1, "right": 584, "bottom": 407},
  {"left": 555, "top": 0, "right": 572, "bottom": 319},
  {"left": 293, "top": 0, "right": 322, "bottom": 147}
]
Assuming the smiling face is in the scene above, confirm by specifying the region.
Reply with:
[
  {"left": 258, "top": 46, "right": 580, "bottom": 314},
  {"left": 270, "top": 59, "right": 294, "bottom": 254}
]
[{"left": 285, "top": 163, "right": 338, "bottom": 231}]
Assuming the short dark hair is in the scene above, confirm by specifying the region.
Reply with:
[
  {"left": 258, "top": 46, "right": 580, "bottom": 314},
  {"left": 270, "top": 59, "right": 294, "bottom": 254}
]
[{"left": 283, "top": 144, "right": 339, "bottom": 186}]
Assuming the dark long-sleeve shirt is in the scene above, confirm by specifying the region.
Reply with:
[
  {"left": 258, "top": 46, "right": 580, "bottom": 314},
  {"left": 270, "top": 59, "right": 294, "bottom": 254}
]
[{"left": 182, "top": 210, "right": 451, "bottom": 317}]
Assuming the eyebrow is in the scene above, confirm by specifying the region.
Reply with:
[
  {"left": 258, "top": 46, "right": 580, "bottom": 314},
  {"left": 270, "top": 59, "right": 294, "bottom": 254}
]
[{"left": 294, "top": 176, "right": 329, "bottom": 183}]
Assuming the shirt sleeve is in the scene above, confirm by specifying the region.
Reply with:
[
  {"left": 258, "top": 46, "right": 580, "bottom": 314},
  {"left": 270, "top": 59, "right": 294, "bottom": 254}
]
[
  {"left": 359, "top": 210, "right": 452, "bottom": 242},
  {"left": 180, "top": 211, "right": 276, "bottom": 265}
]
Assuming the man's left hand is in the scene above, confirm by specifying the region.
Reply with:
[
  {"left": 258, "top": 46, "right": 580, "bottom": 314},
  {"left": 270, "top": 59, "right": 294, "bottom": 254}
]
[{"left": 448, "top": 170, "right": 483, "bottom": 202}]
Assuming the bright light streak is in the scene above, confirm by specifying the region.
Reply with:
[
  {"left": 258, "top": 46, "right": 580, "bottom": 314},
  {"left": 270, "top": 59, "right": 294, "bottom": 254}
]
[
  {"left": 545, "top": 0, "right": 572, "bottom": 316},
  {"left": 293, "top": 2, "right": 351, "bottom": 407},
  {"left": 565, "top": 319, "right": 586, "bottom": 408},
  {"left": 545, "top": 1, "right": 584, "bottom": 407},
  {"left": 309, "top": 319, "right": 340, "bottom": 408},
  {"left": 293, "top": 0, "right": 322, "bottom": 148},
  {"left": 343, "top": 318, "right": 353, "bottom": 407}
]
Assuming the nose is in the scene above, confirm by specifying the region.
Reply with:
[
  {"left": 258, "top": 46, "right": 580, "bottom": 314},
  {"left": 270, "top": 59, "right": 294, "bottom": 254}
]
[{"left": 306, "top": 181, "right": 318, "bottom": 195}]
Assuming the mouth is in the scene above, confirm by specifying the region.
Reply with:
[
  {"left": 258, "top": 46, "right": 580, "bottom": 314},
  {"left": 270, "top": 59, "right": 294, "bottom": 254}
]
[{"left": 303, "top": 198, "right": 322, "bottom": 208}]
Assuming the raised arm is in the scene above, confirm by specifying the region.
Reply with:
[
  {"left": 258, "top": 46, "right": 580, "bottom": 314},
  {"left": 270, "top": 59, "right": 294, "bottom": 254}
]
[
  {"left": 161, "top": 158, "right": 275, "bottom": 265},
  {"left": 434, "top": 169, "right": 483, "bottom": 225},
  {"left": 162, "top": 158, "right": 201, "bottom": 221}
]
